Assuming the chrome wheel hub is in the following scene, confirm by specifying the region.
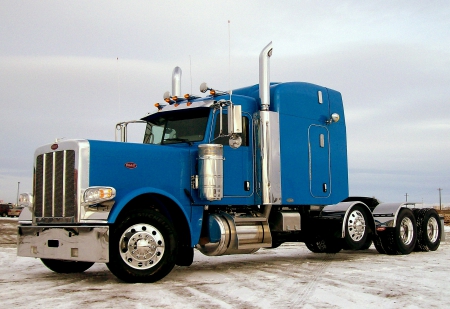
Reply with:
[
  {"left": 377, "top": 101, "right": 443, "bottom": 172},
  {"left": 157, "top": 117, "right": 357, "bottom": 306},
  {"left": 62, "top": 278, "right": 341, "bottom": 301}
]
[
  {"left": 426, "top": 217, "right": 439, "bottom": 243},
  {"left": 347, "top": 210, "right": 366, "bottom": 242},
  {"left": 119, "top": 223, "right": 165, "bottom": 270},
  {"left": 399, "top": 217, "right": 414, "bottom": 245}
]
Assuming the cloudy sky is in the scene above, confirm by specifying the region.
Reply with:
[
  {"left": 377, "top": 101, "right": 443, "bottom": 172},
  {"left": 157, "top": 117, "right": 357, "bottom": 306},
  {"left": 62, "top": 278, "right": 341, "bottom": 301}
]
[{"left": 1, "top": 1, "right": 449, "bottom": 206}]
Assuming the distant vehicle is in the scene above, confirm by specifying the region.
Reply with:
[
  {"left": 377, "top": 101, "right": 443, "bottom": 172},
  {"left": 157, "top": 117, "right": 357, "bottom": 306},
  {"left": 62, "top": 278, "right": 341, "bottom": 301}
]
[
  {"left": 0, "top": 203, "right": 13, "bottom": 217},
  {"left": 8, "top": 206, "right": 23, "bottom": 217}
]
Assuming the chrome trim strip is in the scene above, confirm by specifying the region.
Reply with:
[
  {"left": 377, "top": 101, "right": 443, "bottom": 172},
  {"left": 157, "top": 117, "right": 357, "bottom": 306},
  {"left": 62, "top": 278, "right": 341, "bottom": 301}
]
[{"left": 257, "top": 111, "right": 282, "bottom": 205}]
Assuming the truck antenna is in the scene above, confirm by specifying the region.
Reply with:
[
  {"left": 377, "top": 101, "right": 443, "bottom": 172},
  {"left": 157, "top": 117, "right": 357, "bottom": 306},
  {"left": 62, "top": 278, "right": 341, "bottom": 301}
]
[
  {"left": 189, "top": 55, "right": 193, "bottom": 95},
  {"left": 116, "top": 57, "right": 121, "bottom": 115},
  {"left": 228, "top": 20, "right": 232, "bottom": 101}
]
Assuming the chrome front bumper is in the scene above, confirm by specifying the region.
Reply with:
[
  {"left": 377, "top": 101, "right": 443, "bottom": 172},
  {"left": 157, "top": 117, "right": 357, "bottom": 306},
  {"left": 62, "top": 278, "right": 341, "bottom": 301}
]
[{"left": 17, "top": 225, "right": 109, "bottom": 263}]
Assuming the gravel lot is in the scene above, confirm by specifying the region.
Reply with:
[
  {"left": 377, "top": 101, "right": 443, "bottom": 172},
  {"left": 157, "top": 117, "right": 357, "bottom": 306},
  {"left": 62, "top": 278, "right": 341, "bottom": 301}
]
[{"left": 1, "top": 217, "right": 449, "bottom": 308}]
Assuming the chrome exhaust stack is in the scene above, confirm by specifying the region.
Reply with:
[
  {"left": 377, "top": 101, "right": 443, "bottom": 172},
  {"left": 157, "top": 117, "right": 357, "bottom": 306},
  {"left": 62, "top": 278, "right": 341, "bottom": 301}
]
[
  {"left": 259, "top": 41, "right": 273, "bottom": 111},
  {"left": 172, "top": 66, "right": 182, "bottom": 97}
]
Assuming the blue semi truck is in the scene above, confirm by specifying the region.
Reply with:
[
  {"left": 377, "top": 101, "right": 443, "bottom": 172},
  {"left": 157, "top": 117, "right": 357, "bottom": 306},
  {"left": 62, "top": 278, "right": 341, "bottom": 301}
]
[{"left": 17, "top": 42, "right": 442, "bottom": 282}]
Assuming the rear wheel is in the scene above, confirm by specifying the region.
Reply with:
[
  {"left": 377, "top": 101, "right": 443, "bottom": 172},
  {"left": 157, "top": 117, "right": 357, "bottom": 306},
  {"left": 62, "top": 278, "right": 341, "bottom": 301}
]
[
  {"left": 343, "top": 205, "right": 370, "bottom": 250},
  {"left": 415, "top": 208, "right": 441, "bottom": 252},
  {"left": 41, "top": 259, "right": 94, "bottom": 273},
  {"left": 382, "top": 208, "right": 417, "bottom": 255},
  {"left": 107, "top": 209, "right": 177, "bottom": 283}
]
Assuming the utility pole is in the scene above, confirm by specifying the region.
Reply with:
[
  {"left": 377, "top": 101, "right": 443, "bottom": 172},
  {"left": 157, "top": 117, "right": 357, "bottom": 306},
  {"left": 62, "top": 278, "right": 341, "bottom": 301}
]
[
  {"left": 405, "top": 193, "right": 408, "bottom": 202},
  {"left": 438, "top": 188, "right": 443, "bottom": 210},
  {"left": 16, "top": 182, "right": 20, "bottom": 207}
]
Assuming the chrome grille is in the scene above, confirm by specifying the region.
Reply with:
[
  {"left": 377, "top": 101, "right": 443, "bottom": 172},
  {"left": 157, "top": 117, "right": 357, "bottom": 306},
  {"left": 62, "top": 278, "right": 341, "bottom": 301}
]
[{"left": 34, "top": 150, "right": 76, "bottom": 223}]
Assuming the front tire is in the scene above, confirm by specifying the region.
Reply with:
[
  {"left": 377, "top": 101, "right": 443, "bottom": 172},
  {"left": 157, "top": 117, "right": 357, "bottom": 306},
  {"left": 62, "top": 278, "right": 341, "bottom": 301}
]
[
  {"left": 41, "top": 259, "right": 94, "bottom": 273},
  {"left": 107, "top": 209, "right": 177, "bottom": 283}
]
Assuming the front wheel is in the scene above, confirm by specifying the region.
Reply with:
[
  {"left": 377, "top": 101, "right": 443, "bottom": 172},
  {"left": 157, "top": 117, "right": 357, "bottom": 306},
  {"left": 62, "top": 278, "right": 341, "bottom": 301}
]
[
  {"left": 41, "top": 259, "right": 94, "bottom": 273},
  {"left": 107, "top": 209, "right": 177, "bottom": 283}
]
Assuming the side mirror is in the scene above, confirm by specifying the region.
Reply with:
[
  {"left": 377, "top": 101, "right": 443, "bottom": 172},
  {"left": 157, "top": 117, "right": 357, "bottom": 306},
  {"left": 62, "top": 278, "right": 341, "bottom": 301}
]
[{"left": 228, "top": 104, "right": 242, "bottom": 134}]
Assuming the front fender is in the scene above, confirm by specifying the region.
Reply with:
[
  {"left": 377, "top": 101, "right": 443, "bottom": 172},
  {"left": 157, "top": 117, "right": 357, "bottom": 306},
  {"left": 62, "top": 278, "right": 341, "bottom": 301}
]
[{"left": 108, "top": 187, "right": 190, "bottom": 224}]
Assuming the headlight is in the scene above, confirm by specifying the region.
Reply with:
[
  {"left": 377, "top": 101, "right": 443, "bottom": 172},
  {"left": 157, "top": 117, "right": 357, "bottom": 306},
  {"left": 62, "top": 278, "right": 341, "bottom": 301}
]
[
  {"left": 19, "top": 193, "right": 33, "bottom": 208},
  {"left": 83, "top": 187, "right": 116, "bottom": 205}
]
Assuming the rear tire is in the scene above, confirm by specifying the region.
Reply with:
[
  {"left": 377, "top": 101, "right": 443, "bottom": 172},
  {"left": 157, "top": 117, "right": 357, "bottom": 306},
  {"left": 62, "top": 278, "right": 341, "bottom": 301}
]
[
  {"left": 382, "top": 208, "right": 417, "bottom": 255},
  {"left": 373, "top": 235, "right": 386, "bottom": 254},
  {"left": 343, "top": 205, "right": 370, "bottom": 250},
  {"left": 41, "top": 259, "right": 94, "bottom": 273},
  {"left": 415, "top": 208, "right": 441, "bottom": 252}
]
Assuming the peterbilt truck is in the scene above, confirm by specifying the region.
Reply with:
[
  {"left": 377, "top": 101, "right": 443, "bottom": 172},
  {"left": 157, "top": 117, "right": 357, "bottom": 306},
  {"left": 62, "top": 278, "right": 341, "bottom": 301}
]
[{"left": 17, "top": 42, "right": 442, "bottom": 283}]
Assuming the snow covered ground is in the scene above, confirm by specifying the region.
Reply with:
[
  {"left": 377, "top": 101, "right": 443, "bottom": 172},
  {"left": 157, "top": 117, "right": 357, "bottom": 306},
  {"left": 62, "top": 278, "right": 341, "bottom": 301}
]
[{"left": 1, "top": 218, "right": 449, "bottom": 309}]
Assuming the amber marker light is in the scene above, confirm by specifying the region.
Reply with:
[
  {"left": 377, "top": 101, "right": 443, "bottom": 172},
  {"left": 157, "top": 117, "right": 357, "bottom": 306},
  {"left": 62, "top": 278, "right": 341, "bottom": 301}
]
[
  {"left": 174, "top": 103, "right": 179, "bottom": 107},
  {"left": 184, "top": 93, "right": 190, "bottom": 99},
  {"left": 187, "top": 102, "right": 192, "bottom": 106},
  {"left": 210, "top": 90, "right": 216, "bottom": 95}
]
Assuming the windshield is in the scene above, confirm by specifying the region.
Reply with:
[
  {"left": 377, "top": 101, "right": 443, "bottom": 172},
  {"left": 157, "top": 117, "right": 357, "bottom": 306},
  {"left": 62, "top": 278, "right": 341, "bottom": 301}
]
[{"left": 143, "top": 108, "right": 210, "bottom": 145}]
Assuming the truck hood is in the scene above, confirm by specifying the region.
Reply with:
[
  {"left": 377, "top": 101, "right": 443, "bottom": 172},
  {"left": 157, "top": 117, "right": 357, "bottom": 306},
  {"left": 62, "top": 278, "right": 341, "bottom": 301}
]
[{"left": 88, "top": 140, "right": 193, "bottom": 203}]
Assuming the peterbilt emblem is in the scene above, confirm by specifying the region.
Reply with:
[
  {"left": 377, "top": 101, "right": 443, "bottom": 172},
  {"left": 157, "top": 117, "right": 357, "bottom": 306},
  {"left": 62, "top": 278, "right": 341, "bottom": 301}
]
[
  {"left": 51, "top": 144, "right": 58, "bottom": 150},
  {"left": 125, "top": 162, "right": 137, "bottom": 169}
]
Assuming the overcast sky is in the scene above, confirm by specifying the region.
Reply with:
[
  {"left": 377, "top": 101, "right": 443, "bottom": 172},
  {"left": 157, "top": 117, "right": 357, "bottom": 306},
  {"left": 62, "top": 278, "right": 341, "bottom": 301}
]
[{"left": 1, "top": 1, "right": 449, "bottom": 206}]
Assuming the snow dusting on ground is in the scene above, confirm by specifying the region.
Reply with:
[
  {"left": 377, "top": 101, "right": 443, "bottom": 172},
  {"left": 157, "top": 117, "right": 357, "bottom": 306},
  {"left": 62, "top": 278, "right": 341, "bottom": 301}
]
[{"left": 1, "top": 218, "right": 449, "bottom": 308}]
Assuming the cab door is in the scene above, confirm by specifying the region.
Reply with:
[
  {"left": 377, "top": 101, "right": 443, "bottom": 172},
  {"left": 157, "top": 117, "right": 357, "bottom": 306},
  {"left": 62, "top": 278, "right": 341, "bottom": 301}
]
[
  {"left": 308, "top": 124, "right": 331, "bottom": 198},
  {"left": 210, "top": 110, "right": 254, "bottom": 199}
]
